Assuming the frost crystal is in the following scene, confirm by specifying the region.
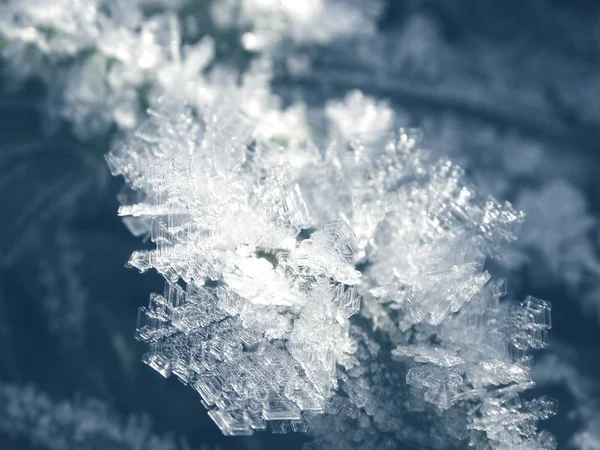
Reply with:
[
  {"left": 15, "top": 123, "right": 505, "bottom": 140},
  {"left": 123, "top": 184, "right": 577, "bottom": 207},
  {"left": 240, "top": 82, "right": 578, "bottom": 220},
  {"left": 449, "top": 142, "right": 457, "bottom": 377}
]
[
  {"left": 211, "top": 0, "right": 384, "bottom": 52},
  {"left": 106, "top": 89, "right": 557, "bottom": 446},
  {"left": 0, "top": 1, "right": 210, "bottom": 137},
  {"left": 107, "top": 98, "right": 359, "bottom": 435},
  {"left": 300, "top": 92, "right": 524, "bottom": 330}
]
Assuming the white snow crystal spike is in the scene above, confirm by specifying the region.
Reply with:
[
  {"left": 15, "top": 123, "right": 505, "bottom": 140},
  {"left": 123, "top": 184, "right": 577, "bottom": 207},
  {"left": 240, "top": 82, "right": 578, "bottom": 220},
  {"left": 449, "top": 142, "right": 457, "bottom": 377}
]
[
  {"left": 512, "top": 296, "right": 552, "bottom": 351},
  {"left": 406, "top": 365, "right": 463, "bottom": 410}
]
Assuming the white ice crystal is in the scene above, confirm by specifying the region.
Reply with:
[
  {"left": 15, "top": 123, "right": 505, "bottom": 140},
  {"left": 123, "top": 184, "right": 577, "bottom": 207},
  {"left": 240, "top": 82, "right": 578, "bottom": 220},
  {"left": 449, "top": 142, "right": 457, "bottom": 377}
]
[
  {"left": 105, "top": 92, "right": 557, "bottom": 448},
  {"left": 210, "top": 0, "right": 384, "bottom": 52},
  {"left": 107, "top": 97, "right": 360, "bottom": 435},
  {"left": 0, "top": 0, "right": 209, "bottom": 137},
  {"left": 103, "top": 84, "right": 558, "bottom": 447},
  {"left": 299, "top": 91, "right": 524, "bottom": 329}
]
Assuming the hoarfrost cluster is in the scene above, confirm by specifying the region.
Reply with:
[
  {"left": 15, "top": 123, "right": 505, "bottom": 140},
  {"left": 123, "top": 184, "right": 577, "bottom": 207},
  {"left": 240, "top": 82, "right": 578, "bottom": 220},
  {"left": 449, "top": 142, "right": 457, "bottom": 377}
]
[
  {"left": 107, "top": 98, "right": 361, "bottom": 435},
  {"left": 0, "top": 0, "right": 573, "bottom": 449},
  {"left": 210, "top": 0, "right": 384, "bottom": 52},
  {"left": 0, "top": 382, "right": 214, "bottom": 450},
  {"left": 0, "top": 0, "right": 200, "bottom": 137},
  {"left": 105, "top": 88, "right": 557, "bottom": 447}
]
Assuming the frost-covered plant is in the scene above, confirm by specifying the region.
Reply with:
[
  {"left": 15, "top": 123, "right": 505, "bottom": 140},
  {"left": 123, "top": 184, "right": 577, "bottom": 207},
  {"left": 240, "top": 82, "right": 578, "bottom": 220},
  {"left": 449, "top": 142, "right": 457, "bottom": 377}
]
[
  {"left": 0, "top": 382, "right": 213, "bottom": 450},
  {"left": 106, "top": 97, "right": 361, "bottom": 435},
  {"left": 210, "top": 0, "right": 384, "bottom": 52},
  {"left": 105, "top": 88, "right": 557, "bottom": 448},
  {"left": 0, "top": 0, "right": 314, "bottom": 141},
  {"left": 0, "top": 0, "right": 203, "bottom": 137},
  {"left": 288, "top": 91, "right": 555, "bottom": 449},
  {"left": 2, "top": 0, "right": 565, "bottom": 448}
]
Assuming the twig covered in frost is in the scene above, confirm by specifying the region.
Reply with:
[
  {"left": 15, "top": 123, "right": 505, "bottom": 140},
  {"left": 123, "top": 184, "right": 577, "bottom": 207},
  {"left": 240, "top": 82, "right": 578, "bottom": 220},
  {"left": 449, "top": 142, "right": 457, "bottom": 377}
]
[
  {"left": 105, "top": 88, "right": 557, "bottom": 448},
  {"left": 0, "top": 0, "right": 313, "bottom": 141},
  {"left": 0, "top": 382, "right": 213, "bottom": 450},
  {"left": 0, "top": 0, "right": 202, "bottom": 137}
]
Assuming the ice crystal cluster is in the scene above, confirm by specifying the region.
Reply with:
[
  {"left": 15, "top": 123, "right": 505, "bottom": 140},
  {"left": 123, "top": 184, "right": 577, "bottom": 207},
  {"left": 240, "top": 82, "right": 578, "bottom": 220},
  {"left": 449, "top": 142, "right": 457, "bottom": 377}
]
[
  {"left": 293, "top": 92, "right": 557, "bottom": 449},
  {"left": 105, "top": 89, "right": 557, "bottom": 447},
  {"left": 211, "top": 0, "right": 384, "bottom": 52},
  {"left": 0, "top": 0, "right": 192, "bottom": 137},
  {"left": 106, "top": 98, "right": 361, "bottom": 435},
  {"left": 2, "top": 0, "right": 562, "bottom": 448}
]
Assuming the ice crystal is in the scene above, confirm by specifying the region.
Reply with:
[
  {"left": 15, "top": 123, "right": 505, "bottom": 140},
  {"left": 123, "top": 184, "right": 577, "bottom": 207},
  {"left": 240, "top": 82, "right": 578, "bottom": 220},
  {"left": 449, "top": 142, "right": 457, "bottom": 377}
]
[
  {"left": 211, "top": 0, "right": 384, "bottom": 52},
  {"left": 305, "top": 281, "right": 556, "bottom": 449},
  {"left": 107, "top": 98, "right": 359, "bottom": 435},
  {"left": 0, "top": 0, "right": 203, "bottom": 137},
  {"left": 103, "top": 83, "right": 558, "bottom": 447},
  {"left": 104, "top": 92, "right": 558, "bottom": 449},
  {"left": 299, "top": 91, "right": 524, "bottom": 331}
]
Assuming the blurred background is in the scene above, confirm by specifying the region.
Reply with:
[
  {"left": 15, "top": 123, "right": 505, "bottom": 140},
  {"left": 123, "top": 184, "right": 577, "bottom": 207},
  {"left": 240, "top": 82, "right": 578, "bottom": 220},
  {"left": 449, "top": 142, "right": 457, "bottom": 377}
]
[{"left": 1, "top": 1, "right": 600, "bottom": 449}]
